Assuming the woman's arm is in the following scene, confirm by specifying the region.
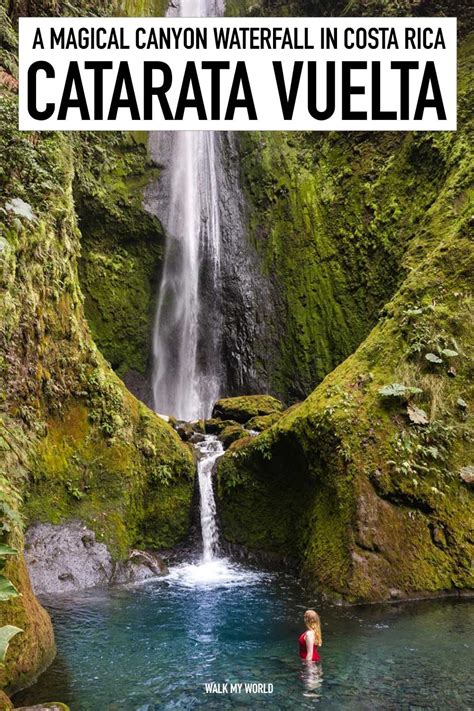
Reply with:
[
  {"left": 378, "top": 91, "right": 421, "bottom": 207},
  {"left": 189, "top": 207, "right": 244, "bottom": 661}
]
[{"left": 305, "top": 630, "right": 315, "bottom": 661}]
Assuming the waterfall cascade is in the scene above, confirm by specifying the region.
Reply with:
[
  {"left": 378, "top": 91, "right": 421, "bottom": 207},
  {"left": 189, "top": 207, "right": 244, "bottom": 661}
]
[
  {"left": 145, "top": 1, "right": 276, "bottom": 584},
  {"left": 148, "top": 0, "right": 225, "bottom": 422}
]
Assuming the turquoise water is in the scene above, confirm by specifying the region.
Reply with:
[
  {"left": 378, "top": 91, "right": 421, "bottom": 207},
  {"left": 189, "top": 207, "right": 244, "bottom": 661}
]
[{"left": 15, "top": 561, "right": 473, "bottom": 710}]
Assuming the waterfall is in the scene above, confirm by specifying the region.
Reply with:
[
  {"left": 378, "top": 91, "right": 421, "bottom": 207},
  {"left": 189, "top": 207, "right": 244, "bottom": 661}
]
[
  {"left": 148, "top": 0, "right": 225, "bottom": 421},
  {"left": 166, "top": 433, "right": 264, "bottom": 584},
  {"left": 195, "top": 435, "right": 223, "bottom": 561}
]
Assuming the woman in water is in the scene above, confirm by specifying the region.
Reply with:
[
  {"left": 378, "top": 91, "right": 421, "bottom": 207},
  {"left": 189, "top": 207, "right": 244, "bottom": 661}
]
[{"left": 299, "top": 609, "right": 322, "bottom": 662}]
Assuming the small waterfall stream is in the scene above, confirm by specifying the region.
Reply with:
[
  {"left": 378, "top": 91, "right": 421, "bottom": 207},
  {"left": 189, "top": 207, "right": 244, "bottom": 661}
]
[
  {"left": 168, "top": 430, "right": 256, "bottom": 585},
  {"left": 195, "top": 435, "right": 223, "bottom": 562}
]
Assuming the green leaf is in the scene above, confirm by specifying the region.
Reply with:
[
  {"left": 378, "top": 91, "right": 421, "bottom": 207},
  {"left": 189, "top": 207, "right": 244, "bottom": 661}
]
[
  {"left": 0, "top": 544, "right": 17, "bottom": 557},
  {"left": 378, "top": 383, "right": 422, "bottom": 399},
  {"left": 425, "top": 353, "right": 443, "bottom": 364},
  {"left": 441, "top": 348, "right": 458, "bottom": 358},
  {"left": 378, "top": 383, "right": 407, "bottom": 397},
  {"left": 405, "top": 387, "right": 423, "bottom": 396},
  {"left": 0, "top": 625, "right": 22, "bottom": 664},
  {"left": 0, "top": 575, "right": 20, "bottom": 601}
]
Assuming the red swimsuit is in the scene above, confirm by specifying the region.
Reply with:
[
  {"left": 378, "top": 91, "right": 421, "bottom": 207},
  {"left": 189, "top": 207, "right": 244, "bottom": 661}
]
[{"left": 299, "top": 631, "right": 321, "bottom": 662}]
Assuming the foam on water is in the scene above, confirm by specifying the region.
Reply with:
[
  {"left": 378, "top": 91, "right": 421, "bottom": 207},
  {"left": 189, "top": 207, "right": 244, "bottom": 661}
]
[{"left": 166, "top": 558, "right": 266, "bottom": 589}]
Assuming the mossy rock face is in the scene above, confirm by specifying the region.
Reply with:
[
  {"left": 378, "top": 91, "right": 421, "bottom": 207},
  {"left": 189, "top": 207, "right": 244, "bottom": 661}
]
[
  {"left": 212, "top": 395, "right": 284, "bottom": 424},
  {"left": 218, "top": 424, "right": 247, "bottom": 450},
  {"left": 75, "top": 132, "right": 164, "bottom": 388},
  {"left": 246, "top": 412, "right": 283, "bottom": 432},
  {"left": 216, "top": 30, "right": 474, "bottom": 602},
  {"left": 0, "top": 547, "right": 55, "bottom": 694},
  {"left": 0, "top": 6, "right": 194, "bottom": 690},
  {"left": 24, "top": 399, "right": 195, "bottom": 556},
  {"left": 204, "top": 419, "right": 239, "bottom": 434}
]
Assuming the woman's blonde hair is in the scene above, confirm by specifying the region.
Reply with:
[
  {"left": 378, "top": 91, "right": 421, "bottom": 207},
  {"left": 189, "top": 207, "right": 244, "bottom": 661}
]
[{"left": 304, "top": 609, "right": 322, "bottom": 647}]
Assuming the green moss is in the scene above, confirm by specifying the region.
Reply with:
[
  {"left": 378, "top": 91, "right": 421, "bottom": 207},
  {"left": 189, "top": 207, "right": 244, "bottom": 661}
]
[
  {"left": 217, "top": 29, "right": 474, "bottom": 602},
  {"left": 212, "top": 395, "right": 284, "bottom": 423},
  {"left": 74, "top": 132, "right": 163, "bottom": 378},
  {"left": 218, "top": 424, "right": 247, "bottom": 449},
  {"left": 247, "top": 412, "right": 284, "bottom": 431},
  {"left": 0, "top": 478, "right": 55, "bottom": 694},
  {"left": 238, "top": 125, "right": 459, "bottom": 398},
  {"left": 117, "top": 0, "right": 169, "bottom": 16},
  {"left": 231, "top": 10, "right": 472, "bottom": 404},
  {"left": 23, "top": 395, "right": 194, "bottom": 558}
]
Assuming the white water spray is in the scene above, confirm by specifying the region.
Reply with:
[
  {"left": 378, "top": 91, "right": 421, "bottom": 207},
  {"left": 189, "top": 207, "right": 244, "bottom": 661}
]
[
  {"left": 166, "top": 431, "right": 265, "bottom": 587},
  {"left": 149, "top": 0, "right": 225, "bottom": 421}
]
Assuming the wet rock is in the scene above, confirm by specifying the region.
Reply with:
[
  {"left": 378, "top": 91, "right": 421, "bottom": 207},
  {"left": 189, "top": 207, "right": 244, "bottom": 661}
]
[
  {"left": 122, "top": 369, "right": 153, "bottom": 408},
  {"left": 25, "top": 521, "right": 113, "bottom": 594},
  {"left": 175, "top": 422, "right": 194, "bottom": 441},
  {"left": 24, "top": 522, "right": 167, "bottom": 594},
  {"left": 189, "top": 420, "right": 206, "bottom": 434},
  {"left": 217, "top": 133, "right": 284, "bottom": 397},
  {"left": 212, "top": 395, "right": 284, "bottom": 424},
  {"left": 112, "top": 550, "right": 168, "bottom": 584},
  {"left": 15, "top": 705, "right": 70, "bottom": 711},
  {"left": 189, "top": 432, "right": 206, "bottom": 444}
]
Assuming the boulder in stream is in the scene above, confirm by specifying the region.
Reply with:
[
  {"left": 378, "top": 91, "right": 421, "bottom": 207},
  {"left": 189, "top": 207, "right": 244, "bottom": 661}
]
[
  {"left": 25, "top": 522, "right": 167, "bottom": 594},
  {"left": 218, "top": 424, "right": 247, "bottom": 449},
  {"left": 113, "top": 550, "right": 168, "bottom": 583},
  {"left": 246, "top": 412, "right": 283, "bottom": 431},
  {"left": 212, "top": 395, "right": 284, "bottom": 424}
]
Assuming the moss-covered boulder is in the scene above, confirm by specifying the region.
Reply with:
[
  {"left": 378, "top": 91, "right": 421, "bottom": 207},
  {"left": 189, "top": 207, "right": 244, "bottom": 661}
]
[
  {"left": 0, "top": 7, "right": 194, "bottom": 692},
  {"left": 204, "top": 419, "right": 239, "bottom": 434},
  {"left": 247, "top": 412, "right": 283, "bottom": 432},
  {"left": 216, "top": 31, "right": 474, "bottom": 602},
  {"left": 218, "top": 424, "right": 247, "bottom": 450},
  {"left": 212, "top": 395, "right": 284, "bottom": 424}
]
